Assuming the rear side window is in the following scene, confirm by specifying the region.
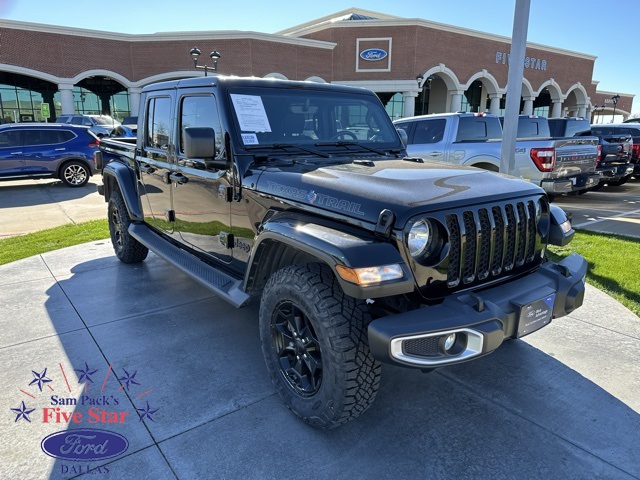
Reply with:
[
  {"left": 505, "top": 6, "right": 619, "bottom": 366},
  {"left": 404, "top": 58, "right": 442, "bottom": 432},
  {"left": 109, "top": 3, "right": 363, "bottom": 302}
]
[
  {"left": 517, "top": 118, "right": 550, "bottom": 138},
  {"left": 618, "top": 127, "right": 640, "bottom": 138},
  {"left": 146, "top": 97, "right": 172, "bottom": 150},
  {"left": 413, "top": 119, "right": 446, "bottom": 144},
  {"left": 0, "top": 130, "right": 21, "bottom": 147},
  {"left": 56, "top": 116, "right": 70, "bottom": 123},
  {"left": 456, "top": 117, "right": 501, "bottom": 142},
  {"left": 591, "top": 126, "right": 613, "bottom": 135},
  {"left": 23, "top": 129, "right": 74, "bottom": 145},
  {"left": 564, "top": 120, "right": 590, "bottom": 137}
]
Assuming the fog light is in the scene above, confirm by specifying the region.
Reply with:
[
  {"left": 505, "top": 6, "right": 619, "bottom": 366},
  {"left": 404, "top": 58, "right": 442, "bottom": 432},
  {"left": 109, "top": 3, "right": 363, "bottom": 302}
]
[{"left": 444, "top": 333, "right": 456, "bottom": 351}]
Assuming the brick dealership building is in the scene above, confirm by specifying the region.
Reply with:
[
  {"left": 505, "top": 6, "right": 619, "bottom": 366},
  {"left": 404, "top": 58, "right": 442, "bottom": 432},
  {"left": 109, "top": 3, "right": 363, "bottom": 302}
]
[{"left": 0, "top": 8, "right": 633, "bottom": 123}]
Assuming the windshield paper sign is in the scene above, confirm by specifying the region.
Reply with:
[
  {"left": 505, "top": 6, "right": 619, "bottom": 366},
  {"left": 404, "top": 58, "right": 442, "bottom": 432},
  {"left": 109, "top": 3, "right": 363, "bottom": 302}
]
[{"left": 231, "top": 94, "right": 272, "bottom": 132}]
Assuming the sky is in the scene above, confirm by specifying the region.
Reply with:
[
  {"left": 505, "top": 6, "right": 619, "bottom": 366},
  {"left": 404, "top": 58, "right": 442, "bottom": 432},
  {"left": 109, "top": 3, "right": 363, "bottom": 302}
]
[{"left": 1, "top": 0, "right": 638, "bottom": 115}]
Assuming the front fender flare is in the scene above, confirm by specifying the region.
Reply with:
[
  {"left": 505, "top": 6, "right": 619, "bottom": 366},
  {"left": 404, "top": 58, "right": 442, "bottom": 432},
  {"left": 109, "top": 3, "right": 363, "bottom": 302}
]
[{"left": 246, "top": 216, "right": 415, "bottom": 299}]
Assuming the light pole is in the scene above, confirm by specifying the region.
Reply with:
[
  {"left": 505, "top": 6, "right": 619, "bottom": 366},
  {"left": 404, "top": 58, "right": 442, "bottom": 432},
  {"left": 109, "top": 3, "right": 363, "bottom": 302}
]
[
  {"left": 190, "top": 47, "right": 221, "bottom": 76},
  {"left": 611, "top": 94, "right": 620, "bottom": 123}
]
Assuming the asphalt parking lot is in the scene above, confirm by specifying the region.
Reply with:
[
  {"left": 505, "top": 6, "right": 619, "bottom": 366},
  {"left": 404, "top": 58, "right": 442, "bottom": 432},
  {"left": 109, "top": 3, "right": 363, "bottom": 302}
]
[
  {"left": 553, "top": 178, "right": 640, "bottom": 238},
  {"left": 1, "top": 177, "right": 639, "bottom": 479}
]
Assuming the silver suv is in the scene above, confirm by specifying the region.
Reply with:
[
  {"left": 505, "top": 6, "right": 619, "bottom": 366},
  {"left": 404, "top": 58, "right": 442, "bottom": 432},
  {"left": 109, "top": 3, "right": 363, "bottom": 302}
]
[{"left": 55, "top": 114, "right": 120, "bottom": 138}]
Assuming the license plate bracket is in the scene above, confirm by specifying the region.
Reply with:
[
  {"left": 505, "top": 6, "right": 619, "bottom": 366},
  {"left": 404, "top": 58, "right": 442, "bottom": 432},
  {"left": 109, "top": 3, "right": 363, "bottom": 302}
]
[{"left": 514, "top": 292, "right": 556, "bottom": 338}]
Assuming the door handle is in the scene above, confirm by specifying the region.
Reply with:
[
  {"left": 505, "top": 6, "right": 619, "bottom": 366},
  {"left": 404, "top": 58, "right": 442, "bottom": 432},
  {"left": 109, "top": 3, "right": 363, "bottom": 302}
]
[
  {"left": 55, "top": 148, "right": 66, "bottom": 151},
  {"left": 429, "top": 152, "right": 443, "bottom": 157},
  {"left": 10, "top": 151, "right": 22, "bottom": 155},
  {"left": 139, "top": 164, "right": 155, "bottom": 174},
  {"left": 169, "top": 173, "right": 189, "bottom": 185}
]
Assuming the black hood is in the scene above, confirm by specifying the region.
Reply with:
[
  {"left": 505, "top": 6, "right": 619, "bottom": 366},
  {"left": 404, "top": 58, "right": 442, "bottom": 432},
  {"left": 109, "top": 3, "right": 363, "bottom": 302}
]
[{"left": 254, "top": 158, "right": 543, "bottom": 226}]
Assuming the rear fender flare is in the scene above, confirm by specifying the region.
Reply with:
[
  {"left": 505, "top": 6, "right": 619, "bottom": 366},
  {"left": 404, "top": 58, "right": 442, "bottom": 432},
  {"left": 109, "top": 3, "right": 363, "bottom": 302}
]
[{"left": 102, "top": 162, "right": 143, "bottom": 221}]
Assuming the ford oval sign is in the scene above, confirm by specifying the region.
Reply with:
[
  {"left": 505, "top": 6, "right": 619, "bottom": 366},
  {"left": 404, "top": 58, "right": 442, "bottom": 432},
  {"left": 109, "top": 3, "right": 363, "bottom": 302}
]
[
  {"left": 41, "top": 429, "right": 129, "bottom": 461},
  {"left": 360, "top": 48, "right": 387, "bottom": 61}
]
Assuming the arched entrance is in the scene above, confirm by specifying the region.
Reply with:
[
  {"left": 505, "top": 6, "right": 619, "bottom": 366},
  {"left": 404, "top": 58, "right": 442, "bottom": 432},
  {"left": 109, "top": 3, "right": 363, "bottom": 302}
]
[
  {"left": 0, "top": 72, "right": 59, "bottom": 123},
  {"left": 74, "top": 76, "right": 130, "bottom": 122}
]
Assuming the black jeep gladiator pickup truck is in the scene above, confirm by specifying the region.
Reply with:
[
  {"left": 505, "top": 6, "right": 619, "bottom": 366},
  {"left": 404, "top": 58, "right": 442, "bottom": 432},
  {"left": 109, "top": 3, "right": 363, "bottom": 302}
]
[{"left": 96, "top": 76, "right": 587, "bottom": 429}]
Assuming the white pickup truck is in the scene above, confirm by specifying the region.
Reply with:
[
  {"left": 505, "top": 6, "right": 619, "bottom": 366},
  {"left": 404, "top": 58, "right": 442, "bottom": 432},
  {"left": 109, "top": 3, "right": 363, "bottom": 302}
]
[{"left": 394, "top": 113, "right": 600, "bottom": 197}]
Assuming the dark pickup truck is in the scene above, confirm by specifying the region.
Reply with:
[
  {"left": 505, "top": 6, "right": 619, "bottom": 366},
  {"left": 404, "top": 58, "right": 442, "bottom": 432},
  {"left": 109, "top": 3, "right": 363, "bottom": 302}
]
[
  {"left": 95, "top": 76, "right": 587, "bottom": 429},
  {"left": 548, "top": 117, "right": 635, "bottom": 188}
]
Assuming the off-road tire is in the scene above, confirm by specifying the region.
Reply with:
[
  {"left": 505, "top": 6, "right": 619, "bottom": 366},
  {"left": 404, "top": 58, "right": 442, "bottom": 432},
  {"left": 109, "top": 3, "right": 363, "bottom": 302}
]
[
  {"left": 259, "top": 263, "right": 381, "bottom": 429},
  {"left": 60, "top": 160, "right": 90, "bottom": 187},
  {"left": 108, "top": 190, "right": 149, "bottom": 263}
]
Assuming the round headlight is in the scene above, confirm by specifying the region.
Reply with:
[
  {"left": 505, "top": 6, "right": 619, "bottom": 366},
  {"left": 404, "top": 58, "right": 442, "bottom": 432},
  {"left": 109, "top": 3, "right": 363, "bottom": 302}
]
[{"left": 408, "top": 219, "right": 432, "bottom": 259}]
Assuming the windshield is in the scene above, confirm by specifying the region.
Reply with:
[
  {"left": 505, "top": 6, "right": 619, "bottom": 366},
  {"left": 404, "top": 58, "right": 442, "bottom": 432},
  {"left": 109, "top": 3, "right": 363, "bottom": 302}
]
[{"left": 228, "top": 86, "right": 401, "bottom": 151}]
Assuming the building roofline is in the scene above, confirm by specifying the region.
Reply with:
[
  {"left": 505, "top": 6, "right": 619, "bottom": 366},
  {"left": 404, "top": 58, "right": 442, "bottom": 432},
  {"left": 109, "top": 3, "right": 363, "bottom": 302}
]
[
  {"left": 596, "top": 90, "right": 635, "bottom": 98},
  {"left": 0, "top": 19, "right": 336, "bottom": 49},
  {"left": 275, "top": 7, "right": 400, "bottom": 36},
  {"left": 279, "top": 10, "right": 597, "bottom": 61}
]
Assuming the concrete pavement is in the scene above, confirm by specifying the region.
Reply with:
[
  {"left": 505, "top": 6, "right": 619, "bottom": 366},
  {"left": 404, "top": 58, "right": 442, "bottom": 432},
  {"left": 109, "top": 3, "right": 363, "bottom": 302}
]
[
  {"left": 1, "top": 241, "right": 639, "bottom": 479},
  {"left": 0, "top": 178, "right": 106, "bottom": 237}
]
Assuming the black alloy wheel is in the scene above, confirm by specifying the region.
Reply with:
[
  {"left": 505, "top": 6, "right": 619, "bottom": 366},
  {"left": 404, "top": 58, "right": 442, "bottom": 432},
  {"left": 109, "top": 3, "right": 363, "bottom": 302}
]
[
  {"left": 271, "top": 301, "right": 322, "bottom": 396},
  {"left": 259, "top": 263, "right": 381, "bottom": 429},
  {"left": 107, "top": 190, "right": 149, "bottom": 263}
]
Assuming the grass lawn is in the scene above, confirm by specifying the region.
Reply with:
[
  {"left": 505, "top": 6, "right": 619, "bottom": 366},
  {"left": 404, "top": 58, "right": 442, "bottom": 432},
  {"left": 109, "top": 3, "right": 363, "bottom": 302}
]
[
  {"left": 0, "top": 219, "right": 109, "bottom": 265},
  {"left": 548, "top": 230, "right": 640, "bottom": 317},
  {"left": 0, "top": 221, "right": 637, "bottom": 317}
]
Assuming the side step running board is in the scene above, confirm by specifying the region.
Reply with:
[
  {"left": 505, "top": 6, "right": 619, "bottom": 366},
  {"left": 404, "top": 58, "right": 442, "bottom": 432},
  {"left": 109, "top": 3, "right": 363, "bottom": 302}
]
[{"left": 129, "top": 223, "right": 250, "bottom": 308}]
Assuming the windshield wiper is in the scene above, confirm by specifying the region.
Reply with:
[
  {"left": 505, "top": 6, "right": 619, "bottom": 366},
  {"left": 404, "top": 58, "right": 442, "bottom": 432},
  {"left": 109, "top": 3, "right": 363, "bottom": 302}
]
[
  {"left": 246, "top": 143, "right": 330, "bottom": 158},
  {"left": 314, "top": 141, "right": 387, "bottom": 155}
]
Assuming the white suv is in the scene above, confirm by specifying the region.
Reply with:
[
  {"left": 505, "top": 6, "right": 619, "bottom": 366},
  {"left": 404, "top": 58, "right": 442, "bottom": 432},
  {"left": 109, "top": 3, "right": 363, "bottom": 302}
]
[{"left": 55, "top": 114, "right": 120, "bottom": 137}]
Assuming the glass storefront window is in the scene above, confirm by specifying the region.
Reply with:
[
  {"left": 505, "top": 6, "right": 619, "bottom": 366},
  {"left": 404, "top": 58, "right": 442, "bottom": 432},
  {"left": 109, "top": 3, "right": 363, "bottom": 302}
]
[
  {"left": 383, "top": 92, "right": 404, "bottom": 120},
  {"left": 110, "top": 92, "right": 130, "bottom": 123},
  {"left": 73, "top": 87, "right": 101, "bottom": 115},
  {"left": 0, "top": 85, "right": 46, "bottom": 123}
]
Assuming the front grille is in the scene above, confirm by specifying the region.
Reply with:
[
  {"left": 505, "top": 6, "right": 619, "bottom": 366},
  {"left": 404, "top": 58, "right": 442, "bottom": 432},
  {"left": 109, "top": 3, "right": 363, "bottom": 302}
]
[{"left": 445, "top": 199, "right": 540, "bottom": 289}]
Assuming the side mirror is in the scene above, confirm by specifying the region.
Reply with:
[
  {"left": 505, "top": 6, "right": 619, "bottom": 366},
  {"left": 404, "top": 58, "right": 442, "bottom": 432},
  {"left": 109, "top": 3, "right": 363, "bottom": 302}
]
[
  {"left": 183, "top": 127, "right": 227, "bottom": 169},
  {"left": 396, "top": 128, "right": 408, "bottom": 148},
  {"left": 548, "top": 204, "right": 574, "bottom": 246}
]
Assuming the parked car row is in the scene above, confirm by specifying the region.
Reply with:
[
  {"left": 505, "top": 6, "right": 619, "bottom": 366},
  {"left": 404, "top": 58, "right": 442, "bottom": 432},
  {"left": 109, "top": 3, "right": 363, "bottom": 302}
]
[
  {"left": 394, "top": 113, "right": 637, "bottom": 201},
  {"left": 1, "top": 110, "right": 637, "bottom": 193},
  {"left": 393, "top": 113, "right": 601, "bottom": 200}
]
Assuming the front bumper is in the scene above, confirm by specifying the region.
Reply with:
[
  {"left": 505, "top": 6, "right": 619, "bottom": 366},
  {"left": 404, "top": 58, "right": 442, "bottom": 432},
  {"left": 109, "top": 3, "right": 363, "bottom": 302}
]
[
  {"left": 368, "top": 253, "right": 587, "bottom": 368},
  {"left": 540, "top": 173, "right": 599, "bottom": 193}
]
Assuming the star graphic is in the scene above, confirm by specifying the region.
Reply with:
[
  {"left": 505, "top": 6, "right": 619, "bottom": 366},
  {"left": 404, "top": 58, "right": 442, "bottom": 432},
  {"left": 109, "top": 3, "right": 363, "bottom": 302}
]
[
  {"left": 136, "top": 401, "right": 159, "bottom": 422},
  {"left": 11, "top": 401, "right": 36, "bottom": 423},
  {"left": 118, "top": 368, "right": 141, "bottom": 390},
  {"left": 75, "top": 362, "right": 98, "bottom": 384},
  {"left": 29, "top": 368, "right": 52, "bottom": 392}
]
